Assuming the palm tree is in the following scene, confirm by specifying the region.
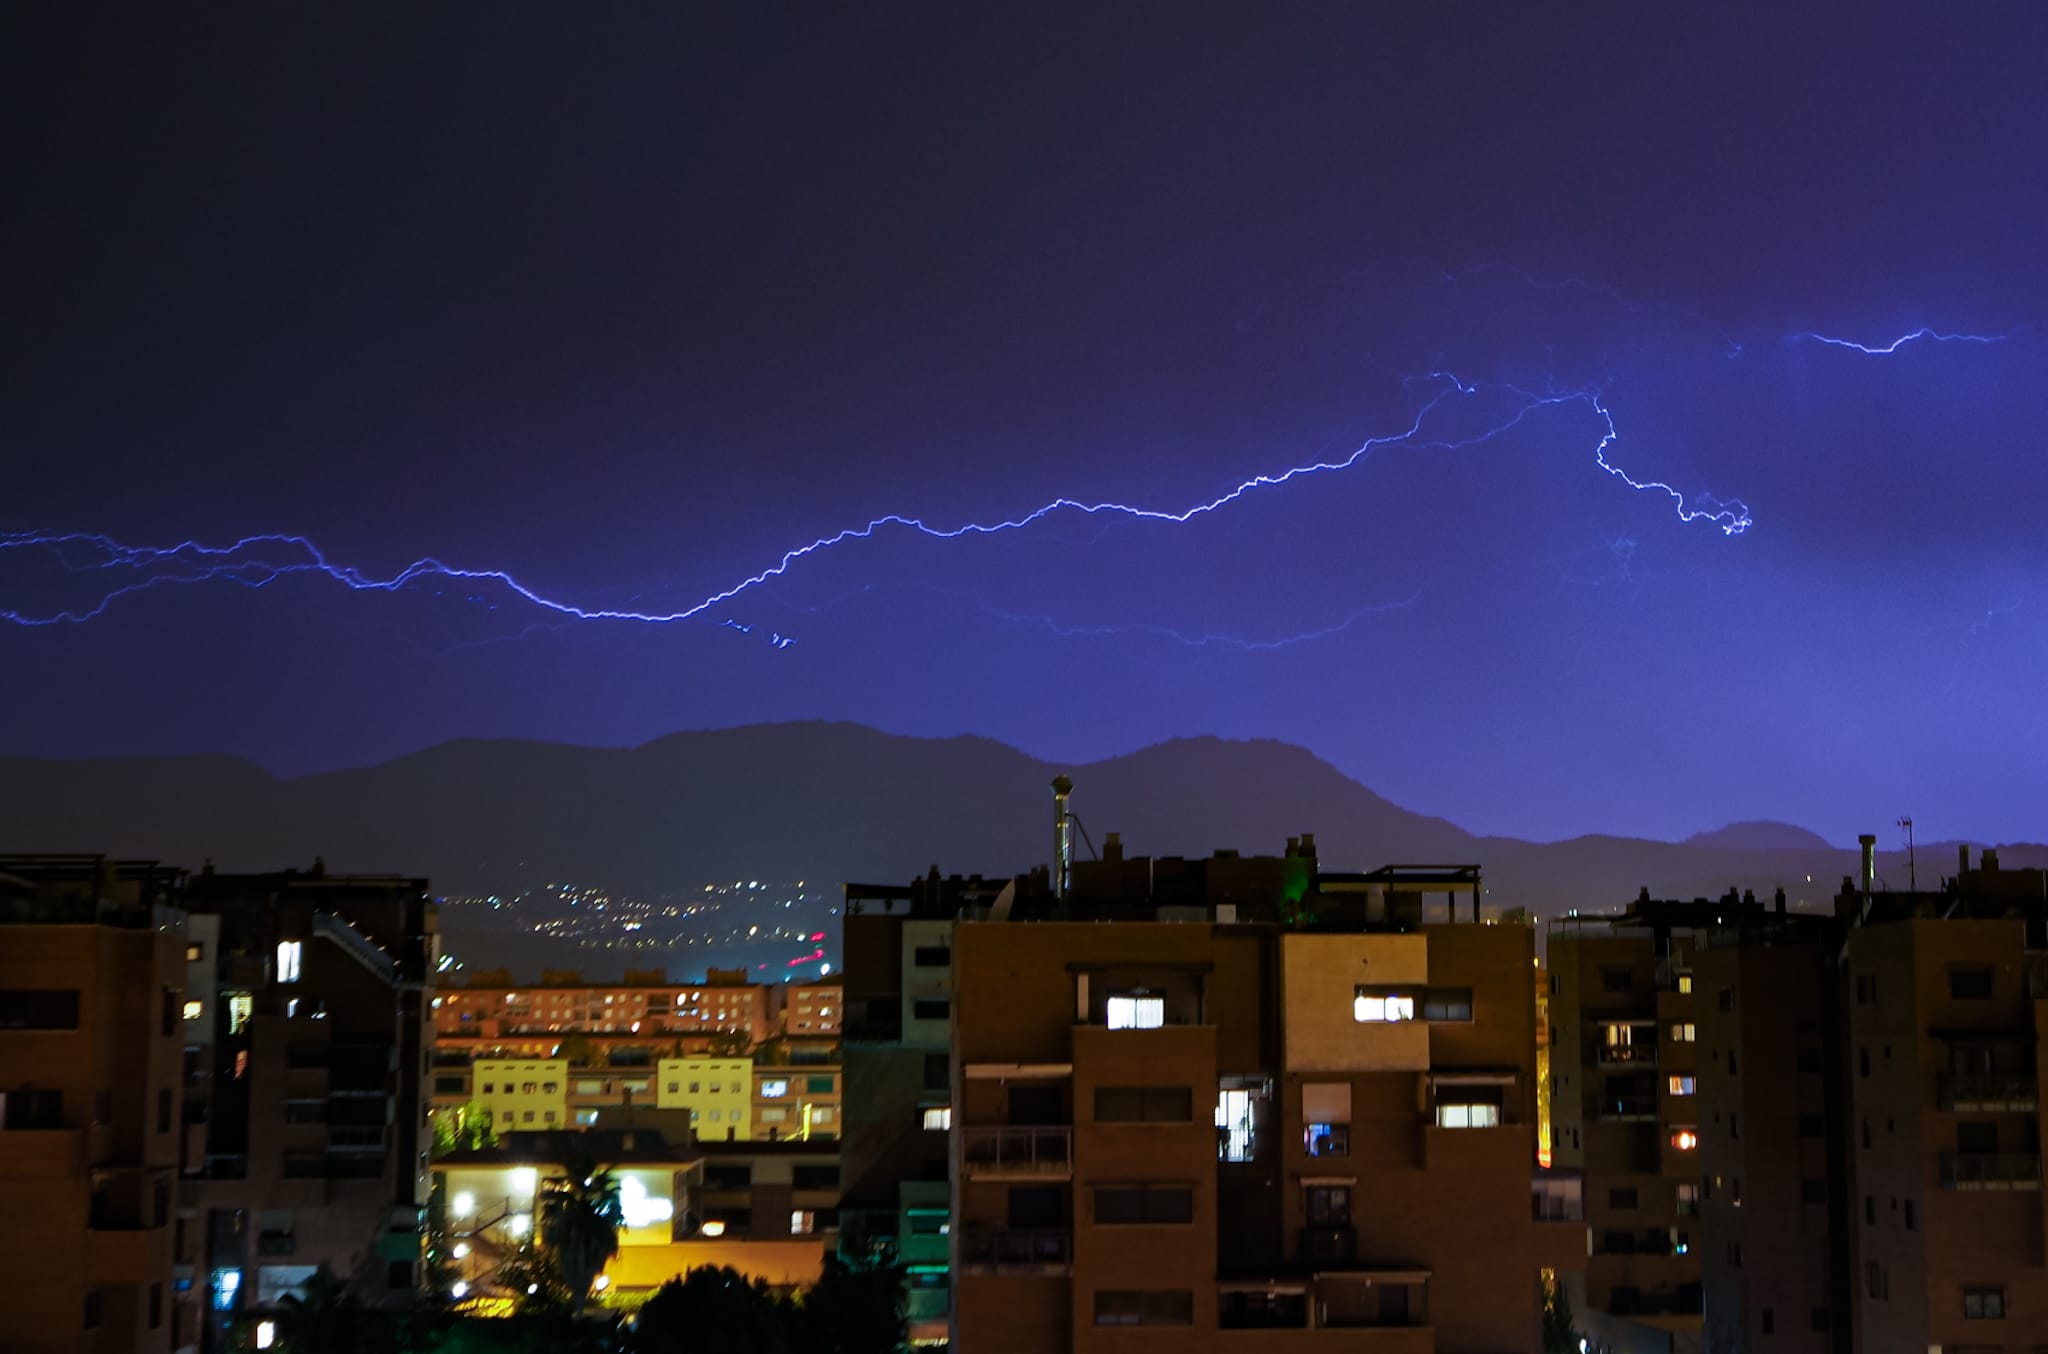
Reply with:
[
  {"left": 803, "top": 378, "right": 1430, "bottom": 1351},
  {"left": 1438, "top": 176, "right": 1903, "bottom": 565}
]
[{"left": 540, "top": 1157, "right": 624, "bottom": 1316}]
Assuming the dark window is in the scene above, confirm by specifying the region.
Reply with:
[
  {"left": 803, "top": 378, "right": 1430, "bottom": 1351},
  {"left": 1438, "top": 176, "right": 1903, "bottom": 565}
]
[
  {"left": 1801, "top": 1179, "right": 1826, "bottom": 1204},
  {"left": 792, "top": 1165, "right": 837, "bottom": 1191},
  {"left": 912, "top": 945, "right": 952, "bottom": 968},
  {"left": 1958, "top": 1122, "right": 2000, "bottom": 1154},
  {"left": 1859, "top": 1049, "right": 1870, "bottom": 1077},
  {"left": 1855, "top": 974, "right": 1876, "bottom": 1005},
  {"left": 1304, "top": 1186, "right": 1351, "bottom": 1226},
  {"left": 1727, "top": 1050, "right": 1738, "bottom": 1075},
  {"left": 157, "top": 1089, "right": 172, "bottom": 1133},
  {"left": 1094, "top": 1086, "right": 1193, "bottom": 1123},
  {"left": 1422, "top": 987, "right": 1474, "bottom": 1022},
  {"left": 0, "top": 989, "right": 82, "bottom": 1030},
  {"left": 1600, "top": 968, "right": 1633, "bottom": 993},
  {"left": 1761, "top": 1308, "right": 1774, "bottom": 1335},
  {"left": 1730, "top": 1113, "right": 1740, "bottom": 1139},
  {"left": 1904, "top": 1200, "right": 1916, "bottom": 1231},
  {"left": 149, "top": 1282, "right": 163, "bottom": 1329},
  {"left": 433, "top": 1076, "right": 466, "bottom": 1095},
  {"left": 923, "top": 1054, "right": 949, "bottom": 1091},
  {"left": 161, "top": 988, "right": 177, "bottom": 1036},
  {"left": 1717, "top": 987, "right": 1735, "bottom": 1014},
  {"left": 1862, "top": 1119, "right": 1872, "bottom": 1149},
  {"left": 1094, "top": 1185, "right": 1194, "bottom": 1224},
  {"left": 1797, "top": 1048, "right": 1823, "bottom": 1074},
  {"left": 1950, "top": 967, "right": 1994, "bottom": 1000},
  {"left": 1865, "top": 1262, "right": 1887, "bottom": 1300},
  {"left": 1727, "top": 1241, "right": 1743, "bottom": 1267},
  {"left": 1609, "top": 1188, "right": 1639, "bottom": 1209},
  {"left": 806, "top": 1075, "right": 835, "bottom": 1094},
  {"left": 153, "top": 1179, "right": 171, "bottom": 1227},
  {"left": 82, "top": 1289, "right": 102, "bottom": 1330},
  {"left": 93, "top": 1090, "right": 112, "bottom": 1125},
  {"left": 1093, "top": 1290, "right": 1194, "bottom": 1327},
  {"left": 1799, "top": 1113, "right": 1824, "bottom": 1138},
  {"left": 1962, "top": 1286, "right": 2005, "bottom": 1319},
  {"left": 911, "top": 999, "right": 950, "bottom": 1022},
  {"left": 1, "top": 1089, "right": 63, "bottom": 1129},
  {"left": 1865, "top": 1195, "right": 1875, "bottom": 1225}
]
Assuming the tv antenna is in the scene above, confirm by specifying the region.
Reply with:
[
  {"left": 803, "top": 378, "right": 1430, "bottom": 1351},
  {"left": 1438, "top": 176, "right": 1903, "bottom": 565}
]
[{"left": 1898, "top": 817, "right": 1915, "bottom": 892}]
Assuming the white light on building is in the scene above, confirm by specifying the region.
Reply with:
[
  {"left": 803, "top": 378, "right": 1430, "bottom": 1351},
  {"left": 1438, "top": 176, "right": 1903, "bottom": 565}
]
[
  {"left": 452, "top": 1192, "right": 476, "bottom": 1219},
  {"left": 255, "top": 1322, "right": 276, "bottom": 1350}
]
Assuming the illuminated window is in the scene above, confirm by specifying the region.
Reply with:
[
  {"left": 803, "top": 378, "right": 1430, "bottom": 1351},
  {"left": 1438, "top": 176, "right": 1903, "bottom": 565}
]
[
  {"left": 921, "top": 1107, "right": 952, "bottom": 1131},
  {"left": 227, "top": 993, "right": 254, "bottom": 1035},
  {"left": 1106, "top": 994, "right": 1164, "bottom": 1030},
  {"left": 275, "top": 941, "right": 302, "bottom": 985},
  {"left": 1669, "top": 1022, "right": 1696, "bottom": 1043},
  {"left": 185, "top": 943, "right": 205, "bottom": 962},
  {"left": 182, "top": 1000, "right": 205, "bottom": 1022},
  {"left": 1670, "top": 1128, "right": 1700, "bottom": 1152},
  {"left": 1303, "top": 1082, "right": 1351, "bottom": 1156},
  {"left": 1437, "top": 1102, "right": 1501, "bottom": 1129},
  {"left": 1668, "top": 1075, "right": 1696, "bottom": 1096},
  {"left": 1353, "top": 989, "right": 1416, "bottom": 1023},
  {"left": 791, "top": 1209, "right": 816, "bottom": 1234},
  {"left": 761, "top": 1080, "right": 789, "bottom": 1099}
]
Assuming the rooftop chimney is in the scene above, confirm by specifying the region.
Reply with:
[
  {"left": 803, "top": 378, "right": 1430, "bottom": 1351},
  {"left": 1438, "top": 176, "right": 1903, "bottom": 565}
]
[
  {"left": 1959, "top": 843, "right": 1971, "bottom": 876},
  {"left": 1051, "top": 776, "right": 1074, "bottom": 901},
  {"left": 1983, "top": 849, "right": 2001, "bottom": 873},
  {"left": 1859, "top": 834, "right": 1877, "bottom": 899},
  {"left": 1774, "top": 886, "right": 1787, "bottom": 917}
]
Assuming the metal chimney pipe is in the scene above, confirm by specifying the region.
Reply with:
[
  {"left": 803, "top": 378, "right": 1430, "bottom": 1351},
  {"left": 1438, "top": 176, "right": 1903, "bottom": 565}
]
[
  {"left": 1859, "top": 834, "right": 1877, "bottom": 899},
  {"left": 1051, "top": 776, "right": 1074, "bottom": 901}
]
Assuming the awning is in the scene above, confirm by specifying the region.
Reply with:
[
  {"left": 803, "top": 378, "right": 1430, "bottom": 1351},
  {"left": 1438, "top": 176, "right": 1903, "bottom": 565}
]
[
  {"left": 1428, "top": 1069, "right": 1519, "bottom": 1085},
  {"left": 1315, "top": 1268, "right": 1430, "bottom": 1284},
  {"left": 963, "top": 1063, "right": 1073, "bottom": 1080}
]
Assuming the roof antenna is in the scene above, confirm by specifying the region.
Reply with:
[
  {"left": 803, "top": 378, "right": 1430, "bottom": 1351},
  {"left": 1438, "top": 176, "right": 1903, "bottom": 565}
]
[{"left": 1897, "top": 817, "right": 1915, "bottom": 893}]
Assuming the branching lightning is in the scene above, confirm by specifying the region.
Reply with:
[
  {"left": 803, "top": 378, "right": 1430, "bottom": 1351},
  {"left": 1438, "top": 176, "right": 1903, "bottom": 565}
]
[
  {"left": 1787, "top": 325, "right": 2026, "bottom": 354},
  {"left": 0, "top": 369, "right": 1753, "bottom": 635}
]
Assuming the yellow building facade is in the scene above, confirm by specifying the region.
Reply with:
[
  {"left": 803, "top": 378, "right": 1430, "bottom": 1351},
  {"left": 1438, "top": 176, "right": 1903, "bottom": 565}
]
[{"left": 656, "top": 1056, "right": 752, "bottom": 1140}]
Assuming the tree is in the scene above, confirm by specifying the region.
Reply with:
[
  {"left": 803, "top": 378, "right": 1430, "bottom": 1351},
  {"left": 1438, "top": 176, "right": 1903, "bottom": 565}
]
[
  {"left": 267, "top": 1265, "right": 380, "bottom": 1354},
  {"left": 793, "top": 1244, "right": 907, "bottom": 1354},
  {"left": 432, "top": 1101, "right": 498, "bottom": 1158},
  {"left": 631, "top": 1267, "right": 789, "bottom": 1354},
  {"left": 1542, "top": 1269, "right": 1581, "bottom": 1354},
  {"left": 706, "top": 1028, "right": 752, "bottom": 1058},
  {"left": 540, "top": 1157, "right": 625, "bottom": 1316}
]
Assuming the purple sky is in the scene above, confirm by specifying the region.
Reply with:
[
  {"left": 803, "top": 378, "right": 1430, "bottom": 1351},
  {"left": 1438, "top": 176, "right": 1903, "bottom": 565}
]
[{"left": 3, "top": 5, "right": 2044, "bottom": 845}]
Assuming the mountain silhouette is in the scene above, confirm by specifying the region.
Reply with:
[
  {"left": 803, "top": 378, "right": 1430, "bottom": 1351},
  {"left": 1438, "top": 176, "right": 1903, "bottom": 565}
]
[{"left": 3, "top": 723, "right": 2039, "bottom": 975}]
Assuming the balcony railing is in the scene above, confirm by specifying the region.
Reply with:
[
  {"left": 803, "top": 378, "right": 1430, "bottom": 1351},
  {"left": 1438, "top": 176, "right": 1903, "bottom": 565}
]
[
  {"left": 1595, "top": 1097, "right": 1659, "bottom": 1121},
  {"left": 1941, "top": 1075, "right": 2039, "bottom": 1112},
  {"left": 961, "top": 1126, "right": 1072, "bottom": 1176},
  {"left": 958, "top": 1228, "right": 1070, "bottom": 1271},
  {"left": 1941, "top": 1152, "right": 2043, "bottom": 1191},
  {"left": 1597, "top": 1045, "right": 1657, "bottom": 1067}
]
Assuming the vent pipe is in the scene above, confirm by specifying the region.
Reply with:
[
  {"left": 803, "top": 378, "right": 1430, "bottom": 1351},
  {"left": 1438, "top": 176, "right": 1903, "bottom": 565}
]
[
  {"left": 1051, "top": 776, "right": 1074, "bottom": 901},
  {"left": 1859, "top": 834, "right": 1877, "bottom": 900}
]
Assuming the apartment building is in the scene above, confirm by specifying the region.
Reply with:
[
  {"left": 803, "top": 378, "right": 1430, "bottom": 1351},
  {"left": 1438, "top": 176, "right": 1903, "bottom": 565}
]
[
  {"left": 431, "top": 1127, "right": 841, "bottom": 1302},
  {"left": 1837, "top": 847, "right": 2048, "bottom": 1353},
  {"left": 785, "top": 979, "right": 843, "bottom": 1038},
  {"left": 433, "top": 969, "right": 774, "bottom": 1051},
  {"left": 1691, "top": 903, "right": 1850, "bottom": 1354},
  {"left": 1547, "top": 894, "right": 1709, "bottom": 1354},
  {"left": 178, "top": 865, "right": 438, "bottom": 1351},
  {"left": 656, "top": 1056, "right": 753, "bottom": 1139},
  {"left": 0, "top": 856, "right": 190, "bottom": 1354},
  {"left": 755, "top": 1063, "right": 841, "bottom": 1141},
  {"left": 473, "top": 1057, "right": 570, "bottom": 1133}
]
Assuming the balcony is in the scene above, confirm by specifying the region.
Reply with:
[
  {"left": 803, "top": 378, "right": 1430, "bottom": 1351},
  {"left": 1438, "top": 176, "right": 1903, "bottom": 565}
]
[
  {"left": 1595, "top": 1097, "right": 1659, "bottom": 1122},
  {"left": 1941, "top": 1152, "right": 2043, "bottom": 1191},
  {"left": 960, "top": 1126, "right": 1072, "bottom": 1178},
  {"left": 1941, "top": 1075, "right": 2039, "bottom": 1112},
  {"left": 1597, "top": 1045, "right": 1657, "bottom": 1067},
  {"left": 957, "top": 1227, "right": 1070, "bottom": 1274}
]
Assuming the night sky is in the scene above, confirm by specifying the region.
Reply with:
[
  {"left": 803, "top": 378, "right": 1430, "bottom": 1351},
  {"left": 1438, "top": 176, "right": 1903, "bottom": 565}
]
[{"left": 4, "top": 5, "right": 2044, "bottom": 845}]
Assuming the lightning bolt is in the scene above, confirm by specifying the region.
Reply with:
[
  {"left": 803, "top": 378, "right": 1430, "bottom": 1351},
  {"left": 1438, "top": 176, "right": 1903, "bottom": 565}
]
[
  {"left": 1787, "top": 326, "right": 2026, "bottom": 354},
  {"left": 0, "top": 372, "right": 1752, "bottom": 633}
]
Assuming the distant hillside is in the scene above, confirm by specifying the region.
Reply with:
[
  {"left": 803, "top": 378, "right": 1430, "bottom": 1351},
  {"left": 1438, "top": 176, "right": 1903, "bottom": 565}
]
[
  {"left": 2, "top": 723, "right": 2041, "bottom": 959},
  {"left": 1684, "top": 821, "right": 1836, "bottom": 852}
]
